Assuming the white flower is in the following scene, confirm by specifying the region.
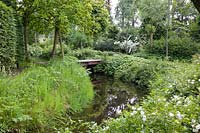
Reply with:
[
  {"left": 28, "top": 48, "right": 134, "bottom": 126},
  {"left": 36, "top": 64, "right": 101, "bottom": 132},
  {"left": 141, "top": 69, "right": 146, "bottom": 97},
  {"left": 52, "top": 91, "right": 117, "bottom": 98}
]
[
  {"left": 176, "top": 111, "right": 184, "bottom": 120},
  {"left": 169, "top": 112, "right": 174, "bottom": 117},
  {"left": 142, "top": 115, "right": 146, "bottom": 122},
  {"left": 140, "top": 130, "right": 144, "bottom": 133},
  {"left": 196, "top": 124, "right": 200, "bottom": 130},
  {"left": 191, "top": 119, "right": 196, "bottom": 123},
  {"left": 152, "top": 112, "right": 156, "bottom": 115},
  {"left": 198, "top": 79, "right": 200, "bottom": 82},
  {"left": 191, "top": 81, "right": 195, "bottom": 84},
  {"left": 173, "top": 95, "right": 179, "bottom": 100},
  {"left": 169, "top": 85, "right": 173, "bottom": 88},
  {"left": 131, "top": 111, "right": 137, "bottom": 116},
  {"left": 102, "top": 126, "right": 109, "bottom": 131},
  {"left": 184, "top": 97, "right": 191, "bottom": 104},
  {"left": 176, "top": 101, "right": 182, "bottom": 105},
  {"left": 140, "top": 110, "right": 145, "bottom": 116},
  {"left": 137, "top": 107, "right": 143, "bottom": 111},
  {"left": 132, "top": 106, "right": 136, "bottom": 111},
  {"left": 193, "top": 128, "right": 199, "bottom": 133}
]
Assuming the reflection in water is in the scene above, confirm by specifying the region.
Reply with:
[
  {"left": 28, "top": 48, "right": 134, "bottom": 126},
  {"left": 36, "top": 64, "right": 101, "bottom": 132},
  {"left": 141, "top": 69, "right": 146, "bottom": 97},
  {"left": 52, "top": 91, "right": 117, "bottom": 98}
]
[{"left": 73, "top": 74, "right": 146, "bottom": 123}]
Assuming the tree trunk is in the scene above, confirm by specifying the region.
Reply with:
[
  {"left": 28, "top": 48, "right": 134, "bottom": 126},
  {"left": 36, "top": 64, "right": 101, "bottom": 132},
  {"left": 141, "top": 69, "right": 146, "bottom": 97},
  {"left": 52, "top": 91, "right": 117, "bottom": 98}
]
[
  {"left": 132, "top": 17, "right": 135, "bottom": 28},
  {"left": 106, "top": 0, "right": 112, "bottom": 22},
  {"left": 122, "top": 15, "right": 125, "bottom": 28},
  {"left": 23, "top": 16, "right": 29, "bottom": 61},
  {"left": 58, "top": 31, "right": 64, "bottom": 58},
  {"left": 150, "top": 32, "right": 154, "bottom": 47},
  {"left": 51, "top": 26, "right": 59, "bottom": 57}
]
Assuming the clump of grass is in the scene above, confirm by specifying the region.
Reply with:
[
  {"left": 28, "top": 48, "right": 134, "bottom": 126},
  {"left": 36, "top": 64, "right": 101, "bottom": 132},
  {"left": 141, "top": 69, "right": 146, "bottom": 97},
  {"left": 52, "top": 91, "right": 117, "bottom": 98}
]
[{"left": 0, "top": 57, "right": 93, "bottom": 132}]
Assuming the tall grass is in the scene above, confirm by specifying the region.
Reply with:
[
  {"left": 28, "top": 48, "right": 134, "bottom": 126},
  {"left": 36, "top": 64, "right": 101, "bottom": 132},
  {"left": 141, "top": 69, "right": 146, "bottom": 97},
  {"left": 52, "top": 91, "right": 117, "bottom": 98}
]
[{"left": 0, "top": 57, "right": 93, "bottom": 132}]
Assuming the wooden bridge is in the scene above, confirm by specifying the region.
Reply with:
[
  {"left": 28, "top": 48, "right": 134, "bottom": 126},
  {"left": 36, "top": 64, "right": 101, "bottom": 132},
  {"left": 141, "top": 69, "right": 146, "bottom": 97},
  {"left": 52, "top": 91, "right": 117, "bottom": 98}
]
[{"left": 78, "top": 59, "right": 102, "bottom": 67}]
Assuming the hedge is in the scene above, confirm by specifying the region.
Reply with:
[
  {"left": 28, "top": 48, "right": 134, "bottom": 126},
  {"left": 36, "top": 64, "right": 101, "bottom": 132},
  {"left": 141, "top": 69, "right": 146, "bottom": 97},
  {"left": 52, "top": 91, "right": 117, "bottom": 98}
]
[{"left": 0, "top": 1, "right": 16, "bottom": 70}]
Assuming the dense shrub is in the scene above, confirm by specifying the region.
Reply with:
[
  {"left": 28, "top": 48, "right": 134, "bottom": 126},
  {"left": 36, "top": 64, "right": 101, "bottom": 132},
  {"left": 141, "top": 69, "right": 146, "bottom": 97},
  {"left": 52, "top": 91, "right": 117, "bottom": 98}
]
[
  {"left": 96, "top": 94, "right": 200, "bottom": 133},
  {"left": 95, "top": 55, "right": 163, "bottom": 89},
  {"left": 66, "top": 31, "right": 93, "bottom": 49},
  {"left": 0, "top": 1, "right": 16, "bottom": 70},
  {"left": 145, "top": 37, "right": 200, "bottom": 59},
  {"left": 94, "top": 38, "right": 121, "bottom": 52},
  {"left": 0, "top": 57, "right": 93, "bottom": 132}
]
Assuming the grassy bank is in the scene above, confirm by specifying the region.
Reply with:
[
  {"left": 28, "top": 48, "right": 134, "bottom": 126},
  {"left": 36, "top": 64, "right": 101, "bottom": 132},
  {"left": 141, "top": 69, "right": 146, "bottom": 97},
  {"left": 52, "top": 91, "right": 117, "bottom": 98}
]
[{"left": 0, "top": 57, "right": 94, "bottom": 132}]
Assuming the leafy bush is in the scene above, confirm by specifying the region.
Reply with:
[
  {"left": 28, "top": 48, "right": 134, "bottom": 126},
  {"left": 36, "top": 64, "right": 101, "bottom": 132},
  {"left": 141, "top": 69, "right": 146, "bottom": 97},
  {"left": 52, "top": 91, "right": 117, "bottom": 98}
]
[
  {"left": 0, "top": 1, "right": 16, "bottom": 70},
  {"left": 66, "top": 31, "right": 93, "bottom": 49},
  {"left": 94, "top": 38, "right": 120, "bottom": 52},
  {"left": 95, "top": 55, "right": 163, "bottom": 89},
  {"left": 96, "top": 95, "right": 200, "bottom": 133},
  {"left": 145, "top": 37, "right": 200, "bottom": 59},
  {"left": 0, "top": 57, "right": 93, "bottom": 132}
]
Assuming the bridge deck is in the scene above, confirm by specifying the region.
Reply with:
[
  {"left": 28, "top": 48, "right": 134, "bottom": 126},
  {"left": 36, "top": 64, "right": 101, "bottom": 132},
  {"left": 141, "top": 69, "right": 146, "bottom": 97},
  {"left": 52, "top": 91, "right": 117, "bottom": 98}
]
[{"left": 78, "top": 59, "right": 102, "bottom": 66}]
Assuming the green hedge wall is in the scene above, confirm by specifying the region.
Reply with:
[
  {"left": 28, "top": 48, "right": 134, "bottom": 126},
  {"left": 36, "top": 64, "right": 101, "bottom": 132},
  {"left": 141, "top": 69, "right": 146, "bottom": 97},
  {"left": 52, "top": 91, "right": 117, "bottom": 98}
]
[{"left": 0, "top": 1, "right": 16, "bottom": 70}]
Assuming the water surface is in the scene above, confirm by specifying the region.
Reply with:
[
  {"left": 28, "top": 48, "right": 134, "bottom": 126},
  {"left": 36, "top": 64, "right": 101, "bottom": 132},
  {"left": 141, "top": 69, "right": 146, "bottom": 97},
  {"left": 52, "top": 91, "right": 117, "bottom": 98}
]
[{"left": 73, "top": 74, "right": 146, "bottom": 123}]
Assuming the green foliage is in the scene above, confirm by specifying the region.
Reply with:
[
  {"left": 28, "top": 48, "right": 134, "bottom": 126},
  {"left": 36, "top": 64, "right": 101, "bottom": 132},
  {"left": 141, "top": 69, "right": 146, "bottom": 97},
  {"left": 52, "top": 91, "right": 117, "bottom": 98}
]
[
  {"left": 96, "top": 55, "right": 167, "bottom": 89},
  {"left": 189, "top": 17, "right": 200, "bottom": 42},
  {"left": 91, "top": 0, "right": 110, "bottom": 37},
  {"left": 115, "top": 0, "right": 138, "bottom": 28},
  {"left": 15, "top": 16, "right": 25, "bottom": 64},
  {"left": 0, "top": 58, "right": 93, "bottom": 132},
  {"left": 138, "top": 0, "right": 167, "bottom": 25},
  {"left": 106, "top": 25, "right": 120, "bottom": 39},
  {"left": 66, "top": 31, "right": 93, "bottom": 49},
  {"left": 145, "top": 37, "right": 200, "bottom": 59},
  {"left": 97, "top": 94, "right": 200, "bottom": 133},
  {"left": 90, "top": 51, "right": 200, "bottom": 133},
  {"left": 0, "top": 1, "right": 16, "bottom": 70},
  {"left": 94, "top": 38, "right": 119, "bottom": 52}
]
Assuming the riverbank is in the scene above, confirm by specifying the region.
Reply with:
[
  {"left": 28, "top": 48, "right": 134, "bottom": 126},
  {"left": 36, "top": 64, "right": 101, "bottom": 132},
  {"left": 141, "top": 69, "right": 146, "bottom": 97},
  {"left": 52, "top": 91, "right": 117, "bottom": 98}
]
[
  {"left": 0, "top": 57, "right": 94, "bottom": 132},
  {"left": 69, "top": 49, "right": 200, "bottom": 132},
  {"left": 0, "top": 49, "right": 199, "bottom": 132}
]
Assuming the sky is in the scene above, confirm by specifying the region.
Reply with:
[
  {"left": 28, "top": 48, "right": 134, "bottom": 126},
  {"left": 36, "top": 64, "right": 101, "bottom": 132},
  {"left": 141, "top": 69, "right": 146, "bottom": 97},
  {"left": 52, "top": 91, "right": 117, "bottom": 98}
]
[{"left": 110, "top": 0, "right": 118, "bottom": 17}]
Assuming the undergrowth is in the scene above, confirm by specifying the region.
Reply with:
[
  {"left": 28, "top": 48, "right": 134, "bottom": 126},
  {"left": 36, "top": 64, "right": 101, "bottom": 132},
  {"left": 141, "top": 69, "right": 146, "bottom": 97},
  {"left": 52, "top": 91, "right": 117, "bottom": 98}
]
[{"left": 0, "top": 57, "right": 93, "bottom": 132}]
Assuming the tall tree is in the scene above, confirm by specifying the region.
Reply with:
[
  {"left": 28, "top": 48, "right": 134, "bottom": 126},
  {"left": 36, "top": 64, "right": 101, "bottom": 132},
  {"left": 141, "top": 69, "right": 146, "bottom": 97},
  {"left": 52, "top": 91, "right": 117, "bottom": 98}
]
[
  {"left": 16, "top": 0, "right": 39, "bottom": 60},
  {"left": 90, "top": 0, "right": 110, "bottom": 38},
  {"left": 116, "top": 0, "right": 138, "bottom": 28},
  {"left": 106, "top": 0, "right": 112, "bottom": 21},
  {"left": 139, "top": 0, "right": 167, "bottom": 46},
  {"left": 32, "top": 0, "right": 107, "bottom": 58}
]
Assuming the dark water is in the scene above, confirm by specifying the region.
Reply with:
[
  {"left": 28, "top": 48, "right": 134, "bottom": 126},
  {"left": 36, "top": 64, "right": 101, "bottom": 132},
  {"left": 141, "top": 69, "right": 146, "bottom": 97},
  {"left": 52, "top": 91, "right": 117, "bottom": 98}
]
[{"left": 73, "top": 74, "right": 146, "bottom": 123}]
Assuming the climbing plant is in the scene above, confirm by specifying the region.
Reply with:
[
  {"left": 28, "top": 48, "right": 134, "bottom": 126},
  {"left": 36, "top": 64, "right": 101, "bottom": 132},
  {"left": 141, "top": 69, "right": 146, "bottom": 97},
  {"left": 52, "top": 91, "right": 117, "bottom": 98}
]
[{"left": 0, "top": 1, "right": 16, "bottom": 70}]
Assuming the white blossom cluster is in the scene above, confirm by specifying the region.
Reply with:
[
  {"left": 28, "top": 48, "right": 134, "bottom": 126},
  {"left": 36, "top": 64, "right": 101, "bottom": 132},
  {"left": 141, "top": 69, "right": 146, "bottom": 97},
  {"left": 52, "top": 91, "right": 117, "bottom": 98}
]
[{"left": 191, "top": 119, "right": 200, "bottom": 133}]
